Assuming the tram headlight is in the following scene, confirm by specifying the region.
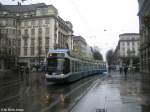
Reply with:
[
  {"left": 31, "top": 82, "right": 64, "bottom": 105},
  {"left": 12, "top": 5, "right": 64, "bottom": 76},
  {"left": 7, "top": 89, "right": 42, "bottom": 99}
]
[
  {"left": 60, "top": 74, "right": 64, "bottom": 78},
  {"left": 60, "top": 74, "right": 64, "bottom": 76}
]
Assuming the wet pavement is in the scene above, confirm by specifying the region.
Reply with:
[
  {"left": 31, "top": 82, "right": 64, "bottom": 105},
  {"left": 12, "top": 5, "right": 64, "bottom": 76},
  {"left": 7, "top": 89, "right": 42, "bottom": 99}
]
[
  {"left": 71, "top": 72, "right": 150, "bottom": 112},
  {"left": 0, "top": 71, "right": 150, "bottom": 112},
  {"left": 0, "top": 72, "right": 102, "bottom": 112}
]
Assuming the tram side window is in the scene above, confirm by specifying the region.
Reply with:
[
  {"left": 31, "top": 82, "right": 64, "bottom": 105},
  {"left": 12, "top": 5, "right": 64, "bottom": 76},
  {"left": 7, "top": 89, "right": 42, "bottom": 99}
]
[
  {"left": 84, "top": 63, "right": 86, "bottom": 70},
  {"left": 75, "top": 61, "right": 78, "bottom": 72},
  {"left": 88, "top": 63, "right": 89, "bottom": 71},
  {"left": 83, "top": 63, "right": 85, "bottom": 71},
  {"left": 84, "top": 63, "right": 86, "bottom": 71},
  {"left": 81, "top": 62, "right": 83, "bottom": 71},
  {"left": 89, "top": 63, "right": 91, "bottom": 71},
  {"left": 71, "top": 61, "right": 74, "bottom": 72},
  {"left": 63, "top": 58, "right": 70, "bottom": 74},
  {"left": 102, "top": 64, "right": 104, "bottom": 69},
  {"left": 100, "top": 65, "right": 102, "bottom": 69},
  {"left": 79, "top": 62, "right": 81, "bottom": 71},
  {"left": 93, "top": 64, "right": 94, "bottom": 70},
  {"left": 79, "top": 62, "right": 81, "bottom": 72},
  {"left": 85, "top": 63, "right": 88, "bottom": 70},
  {"left": 76, "top": 61, "right": 79, "bottom": 72}
]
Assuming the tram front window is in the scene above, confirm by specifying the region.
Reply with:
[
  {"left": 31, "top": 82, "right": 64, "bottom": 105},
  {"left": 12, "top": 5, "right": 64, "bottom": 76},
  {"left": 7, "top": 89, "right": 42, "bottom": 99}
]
[{"left": 47, "top": 58, "right": 70, "bottom": 75}]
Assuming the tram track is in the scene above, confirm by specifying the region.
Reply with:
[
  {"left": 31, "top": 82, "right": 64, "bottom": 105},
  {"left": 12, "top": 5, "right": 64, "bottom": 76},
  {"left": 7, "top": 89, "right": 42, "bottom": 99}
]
[
  {"left": 0, "top": 79, "right": 21, "bottom": 86},
  {"left": 0, "top": 74, "right": 108, "bottom": 112},
  {"left": 68, "top": 75, "right": 107, "bottom": 112},
  {"left": 0, "top": 80, "right": 22, "bottom": 89},
  {"left": 41, "top": 75, "right": 107, "bottom": 112}
]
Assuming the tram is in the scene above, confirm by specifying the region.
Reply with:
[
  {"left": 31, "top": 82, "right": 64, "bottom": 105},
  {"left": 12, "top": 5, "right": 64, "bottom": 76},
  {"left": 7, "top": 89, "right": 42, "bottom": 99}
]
[{"left": 45, "top": 49, "right": 107, "bottom": 83}]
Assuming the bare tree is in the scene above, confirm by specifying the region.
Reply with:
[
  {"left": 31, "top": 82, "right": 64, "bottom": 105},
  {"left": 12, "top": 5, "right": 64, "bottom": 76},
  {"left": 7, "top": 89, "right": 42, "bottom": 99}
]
[
  {"left": 91, "top": 46, "right": 103, "bottom": 61},
  {"left": 106, "top": 49, "right": 114, "bottom": 66},
  {"left": 11, "top": 0, "right": 27, "bottom": 5}
]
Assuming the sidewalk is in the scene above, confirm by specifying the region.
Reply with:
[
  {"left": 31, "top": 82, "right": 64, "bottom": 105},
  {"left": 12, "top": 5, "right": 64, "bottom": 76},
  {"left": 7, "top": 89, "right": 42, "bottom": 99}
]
[
  {"left": 0, "top": 70, "right": 44, "bottom": 87},
  {"left": 71, "top": 72, "right": 150, "bottom": 112},
  {"left": 0, "top": 70, "right": 19, "bottom": 80}
]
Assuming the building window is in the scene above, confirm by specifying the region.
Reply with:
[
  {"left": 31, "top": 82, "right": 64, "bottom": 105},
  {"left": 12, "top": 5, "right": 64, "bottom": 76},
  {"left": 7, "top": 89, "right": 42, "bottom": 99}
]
[
  {"left": 13, "top": 39, "right": 16, "bottom": 46},
  {"left": 31, "top": 38, "right": 35, "bottom": 46},
  {"left": 13, "top": 29, "right": 16, "bottom": 34},
  {"left": 38, "top": 37, "right": 42, "bottom": 46},
  {"left": 13, "top": 20, "right": 16, "bottom": 26},
  {"left": 132, "top": 42, "right": 134, "bottom": 46},
  {"left": 45, "top": 37, "right": 49, "bottom": 46},
  {"left": 18, "top": 48, "right": 20, "bottom": 56},
  {"left": 38, "top": 28, "right": 42, "bottom": 36},
  {"left": 18, "top": 39, "right": 21, "bottom": 47},
  {"left": 24, "top": 39, "right": 28, "bottom": 46},
  {"left": 30, "top": 59, "right": 35, "bottom": 63},
  {"left": 45, "top": 47, "right": 49, "bottom": 54},
  {"left": 54, "top": 34, "right": 57, "bottom": 44},
  {"left": 31, "top": 47, "right": 34, "bottom": 56},
  {"left": 24, "top": 47, "right": 27, "bottom": 56},
  {"left": 18, "top": 30, "right": 21, "bottom": 36},
  {"left": 45, "top": 27, "right": 49, "bottom": 35},
  {"left": 38, "top": 19, "right": 42, "bottom": 26},
  {"left": 31, "top": 20, "right": 35, "bottom": 26},
  {"left": 7, "top": 20, "right": 13, "bottom": 26},
  {"left": 38, "top": 47, "right": 42, "bottom": 55},
  {"left": 24, "top": 29, "right": 28, "bottom": 35},
  {"left": 123, "top": 47, "right": 125, "bottom": 51},
  {"left": 31, "top": 28, "right": 35, "bottom": 35},
  {"left": 45, "top": 18, "right": 49, "bottom": 24},
  {"left": 132, "top": 47, "right": 135, "bottom": 52},
  {"left": 24, "top": 21, "right": 28, "bottom": 26}
]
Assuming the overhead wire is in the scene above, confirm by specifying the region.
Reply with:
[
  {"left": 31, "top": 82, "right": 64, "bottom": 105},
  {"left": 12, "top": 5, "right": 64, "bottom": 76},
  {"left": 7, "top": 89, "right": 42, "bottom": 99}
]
[{"left": 66, "top": 0, "right": 95, "bottom": 38}]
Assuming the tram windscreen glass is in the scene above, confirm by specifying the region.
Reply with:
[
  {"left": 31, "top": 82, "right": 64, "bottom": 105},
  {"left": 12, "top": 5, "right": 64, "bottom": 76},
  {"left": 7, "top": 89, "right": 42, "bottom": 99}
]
[
  {"left": 47, "top": 58, "right": 64, "bottom": 74},
  {"left": 48, "top": 53, "right": 65, "bottom": 57},
  {"left": 47, "top": 58, "right": 70, "bottom": 74}
]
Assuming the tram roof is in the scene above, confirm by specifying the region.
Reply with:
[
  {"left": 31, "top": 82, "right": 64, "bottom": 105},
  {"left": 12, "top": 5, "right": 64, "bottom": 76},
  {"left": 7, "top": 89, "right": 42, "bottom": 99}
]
[{"left": 48, "top": 49, "right": 69, "bottom": 53}]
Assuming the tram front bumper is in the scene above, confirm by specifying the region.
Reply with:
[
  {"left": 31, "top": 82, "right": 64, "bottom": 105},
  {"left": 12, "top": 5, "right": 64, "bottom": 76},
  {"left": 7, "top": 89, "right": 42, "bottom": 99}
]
[{"left": 45, "top": 74, "right": 69, "bottom": 82}]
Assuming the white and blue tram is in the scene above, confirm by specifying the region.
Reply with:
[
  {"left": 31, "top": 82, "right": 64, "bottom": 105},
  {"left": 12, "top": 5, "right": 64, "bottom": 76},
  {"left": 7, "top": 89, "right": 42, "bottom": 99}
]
[{"left": 45, "top": 49, "right": 107, "bottom": 83}]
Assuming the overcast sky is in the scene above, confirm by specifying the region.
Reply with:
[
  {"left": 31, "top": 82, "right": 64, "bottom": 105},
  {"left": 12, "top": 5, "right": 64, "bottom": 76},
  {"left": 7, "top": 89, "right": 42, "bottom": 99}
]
[{"left": 1, "top": 0, "right": 139, "bottom": 59}]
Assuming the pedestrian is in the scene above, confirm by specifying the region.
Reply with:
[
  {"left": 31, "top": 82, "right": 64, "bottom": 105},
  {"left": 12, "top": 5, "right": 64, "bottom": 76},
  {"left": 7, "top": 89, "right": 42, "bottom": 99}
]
[
  {"left": 25, "top": 66, "right": 30, "bottom": 81},
  {"left": 124, "top": 66, "right": 128, "bottom": 76},
  {"left": 119, "top": 66, "right": 123, "bottom": 74},
  {"left": 108, "top": 66, "right": 111, "bottom": 73},
  {"left": 20, "top": 66, "right": 24, "bottom": 80}
]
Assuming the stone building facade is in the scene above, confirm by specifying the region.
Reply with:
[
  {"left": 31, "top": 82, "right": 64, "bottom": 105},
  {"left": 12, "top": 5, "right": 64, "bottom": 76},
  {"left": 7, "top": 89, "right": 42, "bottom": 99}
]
[
  {"left": 72, "top": 36, "right": 93, "bottom": 59},
  {"left": 0, "top": 3, "right": 73, "bottom": 68},
  {"left": 113, "top": 33, "right": 140, "bottom": 68},
  {"left": 138, "top": 0, "right": 150, "bottom": 74},
  {"left": 0, "top": 9, "right": 17, "bottom": 70}
]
